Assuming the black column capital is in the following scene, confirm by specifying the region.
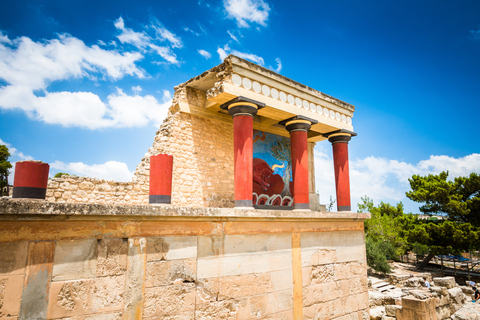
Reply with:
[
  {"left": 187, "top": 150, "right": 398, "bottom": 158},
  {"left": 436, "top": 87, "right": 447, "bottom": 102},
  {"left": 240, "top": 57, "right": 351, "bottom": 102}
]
[
  {"left": 323, "top": 129, "right": 357, "bottom": 144},
  {"left": 278, "top": 115, "right": 318, "bottom": 133},
  {"left": 220, "top": 96, "right": 266, "bottom": 118}
]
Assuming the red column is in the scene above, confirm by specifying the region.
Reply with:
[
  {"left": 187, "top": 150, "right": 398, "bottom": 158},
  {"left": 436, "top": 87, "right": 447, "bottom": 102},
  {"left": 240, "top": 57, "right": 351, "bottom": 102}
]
[
  {"left": 282, "top": 118, "right": 315, "bottom": 210},
  {"left": 329, "top": 135, "right": 352, "bottom": 211},
  {"left": 233, "top": 114, "right": 254, "bottom": 207},
  {"left": 221, "top": 96, "right": 265, "bottom": 208},
  {"left": 13, "top": 160, "right": 50, "bottom": 199},
  {"left": 149, "top": 154, "right": 173, "bottom": 204},
  {"left": 290, "top": 130, "right": 310, "bottom": 210}
]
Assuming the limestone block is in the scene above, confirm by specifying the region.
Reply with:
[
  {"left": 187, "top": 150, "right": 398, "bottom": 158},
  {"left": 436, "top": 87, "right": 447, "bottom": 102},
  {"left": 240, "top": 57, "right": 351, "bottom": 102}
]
[
  {"left": 0, "top": 275, "right": 24, "bottom": 317},
  {"left": 52, "top": 239, "right": 97, "bottom": 281},
  {"left": 308, "top": 249, "right": 337, "bottom": 266},
  {"left": 47, "top": 279, "right": 92, "bottom": 318},
  {"left": 196, "top": 277, "right": 221, "bottom": 303},
  {"left": 306, "top": 264, "right": 335, "bottom": 285},
  {"left": 369, "top": 306, "right": 385, "bottom": 320},
  {"left": 303, "top": 281, "right": 341, "bottom": 307},
  {"left": 335, "top": 262, "right": 366, "bottom": 280},
  {"left": 79, "top": 181, "right": 95, "bottom": 190},
  {"left": 197, "top": 251, "right": 292, "bottom": 279},
  {"left": 270, "top": 269, "right": 293, "bottom": 291},
  {"left": 147, "top": 236, "right": 197, "bottom": 261},
  {"left": 436, "top": 305, "right": 451, "bottom": 319},
  {"left": 143, "top": 283, "right": 195, "bottom": 318},
  {"left": 435, "top": 293, "right": 450, "bottom": 307},
  {"left": 194, "top": 299, "right": 241, "bottom": 320},
  {"left": 449, "top": 287, "right": 466, "bottom": 305},
  {"left": 96, "top": 238, "right": 128, "bottom": 277},
  {"left": 218, "top": 273, "right": 274, "bottom": 300},
  {"left": 90, "top": 275, "right": 126, "bottom": 313},
  {"left": 0, "top": 242, "right": 27, "bottom": 276},
  {"left": 145, "top": 258, "right": 196, "bottom": 287},
  {"left": 385, "top": 304, "right": 401, "bottom": 317},
  {"left": 433, "top": 277, "right": 456, "bottom": 289},
  {"left": 84, "top": 312, "right": 123, "bottom": 320}
]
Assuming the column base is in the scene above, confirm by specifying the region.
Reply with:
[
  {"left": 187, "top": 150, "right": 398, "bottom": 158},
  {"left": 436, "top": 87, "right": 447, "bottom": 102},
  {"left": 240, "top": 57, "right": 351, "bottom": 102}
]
[
  {"left": 293, "top": 203, "right": 310, "bottom": 210},
  {"left": 337, "top": 205, "right": 352, "bottom": 211},
  {"left": 235, "top": 200, "right": 253, "bottom": 208},
  {"left": 149, "top": 195, "right": 171, "bottom": 204}
]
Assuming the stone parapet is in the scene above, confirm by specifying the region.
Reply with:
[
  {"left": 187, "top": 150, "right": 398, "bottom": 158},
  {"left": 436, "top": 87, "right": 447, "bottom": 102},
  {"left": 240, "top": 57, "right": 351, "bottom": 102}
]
[{"left": 0, "top": 199, "right": 369, "bottom": 319}]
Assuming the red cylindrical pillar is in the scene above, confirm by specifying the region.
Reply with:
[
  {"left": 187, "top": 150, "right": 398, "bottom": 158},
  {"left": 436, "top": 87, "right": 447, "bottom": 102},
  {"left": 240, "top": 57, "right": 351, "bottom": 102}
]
[
  {"left": 221, "top": 96, "right": 265, "bottom": 208},
  {"left": 329, "top": 135, "right": 352, "bottom": 211},
  {"left": 13, "top": 161, "right": 50, "bottom": 199},
  {"left": 290, "top": 130, "right": 310, "bottom": 210},
  {"left": 285, "top": 119, "right": 313, "bottom": 210},
  {"left": 149, "top": 154, "right": 173, "bottom": 204},
  {"left": 233, "top": 114, "right": 254, "bottom": 207}
]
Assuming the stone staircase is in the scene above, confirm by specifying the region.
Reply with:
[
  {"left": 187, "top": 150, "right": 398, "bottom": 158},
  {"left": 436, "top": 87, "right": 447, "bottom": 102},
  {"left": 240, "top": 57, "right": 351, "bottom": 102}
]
[{"left": 372, "top": 280, "right": 397, "bottom": 293}]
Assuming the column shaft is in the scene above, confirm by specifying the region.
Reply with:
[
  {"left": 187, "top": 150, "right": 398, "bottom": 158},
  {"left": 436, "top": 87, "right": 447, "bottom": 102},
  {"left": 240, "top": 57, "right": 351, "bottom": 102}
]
[
  {"left": 332, "top": 140, "right": 351, "bottom": 211},
  {"left": 233, "top": 114, "right": 254, "bottom": 207},
  {"left": 290, "top": 130, "right": 310, "bottom": 210}
]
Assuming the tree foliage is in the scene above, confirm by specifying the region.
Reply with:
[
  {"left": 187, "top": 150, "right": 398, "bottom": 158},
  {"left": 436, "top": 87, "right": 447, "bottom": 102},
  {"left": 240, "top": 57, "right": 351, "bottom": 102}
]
[
  {"left": 365, "top": 237, "right": 395, "bottom": 274},
  {"left": 54, "top": 172, "right": 69, "bottom": 178},
  {"left": 405, "top": 171, "right": 480, "bottom": 266},
  {"left": 0, "top": 145, "right": 12, "bottom": 196},
  {"left": 407, "top": 171, "right": 480, "bottom": 225}
]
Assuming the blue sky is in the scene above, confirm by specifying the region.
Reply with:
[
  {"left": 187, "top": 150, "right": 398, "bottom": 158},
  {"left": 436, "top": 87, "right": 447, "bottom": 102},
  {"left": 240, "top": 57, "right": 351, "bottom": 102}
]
[{"left": 1, "top": 0, "right": 479, "bottom": 213}]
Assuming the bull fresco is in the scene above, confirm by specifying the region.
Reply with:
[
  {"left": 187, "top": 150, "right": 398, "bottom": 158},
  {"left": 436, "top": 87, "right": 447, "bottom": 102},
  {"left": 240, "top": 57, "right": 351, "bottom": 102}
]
[{"left": 252, "top": 130, "right": 293, "bottom": 208}]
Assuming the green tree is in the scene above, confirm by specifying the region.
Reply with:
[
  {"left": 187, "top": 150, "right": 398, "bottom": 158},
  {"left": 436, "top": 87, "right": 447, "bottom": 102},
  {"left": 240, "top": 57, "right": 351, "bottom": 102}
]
[
  {"left": 54, "top": 172, "right": 69, "bottom": 178},
  {"left": 406, "top": 171, "right": 480, "bottom": 267},
  {"left": 0, "top": 145, "right": 13, "bottom": 196},
  {"left": 359, "top": 196, "right": 419, "bottom": 272}
]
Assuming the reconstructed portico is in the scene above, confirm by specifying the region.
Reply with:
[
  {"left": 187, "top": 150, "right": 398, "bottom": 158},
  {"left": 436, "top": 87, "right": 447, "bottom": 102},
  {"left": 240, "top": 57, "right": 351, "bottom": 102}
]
[{"left": 178, "top": 54, "right": 357, "bottom": 211}]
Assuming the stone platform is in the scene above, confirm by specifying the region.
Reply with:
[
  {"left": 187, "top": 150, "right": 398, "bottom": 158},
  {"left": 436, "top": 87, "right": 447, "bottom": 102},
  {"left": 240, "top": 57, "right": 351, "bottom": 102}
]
[{"left": 0, "top": 198, "right": 370, "bottom": 319}]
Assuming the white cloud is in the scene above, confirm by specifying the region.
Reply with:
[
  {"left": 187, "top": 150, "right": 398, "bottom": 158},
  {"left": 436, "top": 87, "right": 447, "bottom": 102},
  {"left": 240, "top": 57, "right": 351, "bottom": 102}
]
[
  {"left": 114, "top": 17, "right": 182, "bottom": 64},
  {"left": 107, "top": 89, "right": 172, "bottom": 128},
  {"left": 114, "top": 17, "right": 151, "bottom": 50},
  {"left": 224, "top": 0, "right": 270, "bottom": 28},
  {"left": 0, "top": 33, "right": 143, "bottom": 92},
  {"left": 198, "top": 49, "right": 212, "bottom": 59},
  {"left": 51, "top": 160, "right": 133, "bottom": 182},
  {"left": 216, "top": 44, "right": 265, "bottom": 65},
  {"left": 270, "top": 57, "right": 281, "bottom": 73},
  {"left": 0, "top": 138, "right": 33, "bottom": 161},
  {"left": 0, "top": 29, "right": 175, "bottom": 129},
  {"left": 152, "top": 22, "right": 183, "bottom": 49},
  {"left": 150, "top": 44, "right": 179, "bottom": 65},
  {"left": 314, "top": 143, "right": 480, "bottom": 212},
  {"left": 227, "top": 30, "right": 240, "bottom": 43}
]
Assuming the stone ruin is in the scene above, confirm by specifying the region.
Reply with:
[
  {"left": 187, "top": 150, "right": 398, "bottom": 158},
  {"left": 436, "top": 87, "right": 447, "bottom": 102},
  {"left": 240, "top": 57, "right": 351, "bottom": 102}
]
[
  {"left": 0, "top": 55, "right": 370, "bottom": 319},
  {"left": 369, "top": 274, "right": 480, "bottom": 320}
]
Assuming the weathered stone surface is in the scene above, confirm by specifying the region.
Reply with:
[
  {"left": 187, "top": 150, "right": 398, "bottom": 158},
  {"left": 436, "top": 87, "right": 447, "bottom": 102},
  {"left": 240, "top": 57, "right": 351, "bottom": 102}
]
[
  {"left": 52, "top": 239, "right": 97, "bottom": 281},
  {"left": 47, "top": 279, "right": 92, "bottom": 318},
  {"left": 195, "top": 299, "right": 241, "bottom": 320},
  {"left": 404, "top": 276, "right": 423, "bottom": 288},
  {"left": 19, "top": 241, "right": 55, "bottom": 320},
  {"left": 90, "top": 275, "right": 125, "bottom": 313},
  {"left": 96, "top": 238, "right": 128, "bottom": 277},
  {"left": 123, "top": 238, "right": 146, "bottom": 320},
  {"left": 451, "top": 302, "right": 480, "bottom": 320},
  {"left": 369, "top": 306, "right": 385, "bottom": 320},
  {"left": 449, "top": 287, "right": 467, "bottom": 305},
  {"left": 309, "top": 249, "right": 337, "bottom": 266},
  {"left": 434, "top": 276, "right": 457, "bottom": 289},
  {"left": 144, "top": 284, "right": 195, "bottom": 317},
  {"left": 0, "top": 275, "right": 23, "bottom": 317},
  {"left": 84, "top": 312, "right": 123, "bottom": 320},
  {"left": 147, "top": 236, "right": 197, "bottom": 262},
  {"left": 385, "top": 304, "right": 402, "bottom": 317},
  {"left": 219, "top": 273, "right": 273, "bottom": 300},
  {"left": 145, "top": 258, "right": 196, "bottom": 287},
  {"left": 436, "top": 305, "right": 451, "bottom": 319},
  {"left": 0, "top": 242, "right": 27, "bottom": 275}
]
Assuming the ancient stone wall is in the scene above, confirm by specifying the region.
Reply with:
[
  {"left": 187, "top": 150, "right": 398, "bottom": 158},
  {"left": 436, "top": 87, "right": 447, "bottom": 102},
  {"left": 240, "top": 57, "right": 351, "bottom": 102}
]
[
  {"left": 46, "top": 86, "right": 236, "bottom": 207},
  {"left": 0, "top": 199, "right": 370, "bottom": 319}
]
